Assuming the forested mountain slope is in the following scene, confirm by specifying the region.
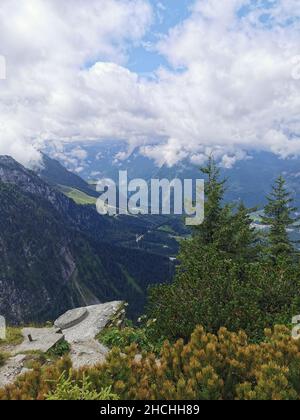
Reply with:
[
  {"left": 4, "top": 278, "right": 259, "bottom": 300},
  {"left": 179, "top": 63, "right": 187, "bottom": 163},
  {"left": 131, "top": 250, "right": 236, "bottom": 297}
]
[{"left": 0, "top": 156, "right": 172, "bottom": 324}]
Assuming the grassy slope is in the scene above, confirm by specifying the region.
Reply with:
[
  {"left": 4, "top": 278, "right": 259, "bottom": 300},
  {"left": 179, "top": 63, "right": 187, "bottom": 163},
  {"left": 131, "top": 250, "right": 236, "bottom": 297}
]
[{"left": 58, "top": 185, "right": 97, "bottom": 205}]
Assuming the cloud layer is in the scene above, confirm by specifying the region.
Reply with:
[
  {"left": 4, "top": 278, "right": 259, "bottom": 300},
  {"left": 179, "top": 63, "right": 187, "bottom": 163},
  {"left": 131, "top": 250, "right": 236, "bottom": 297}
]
[{"left": 0, "top": 0, "right": 300, "bottom": 168}]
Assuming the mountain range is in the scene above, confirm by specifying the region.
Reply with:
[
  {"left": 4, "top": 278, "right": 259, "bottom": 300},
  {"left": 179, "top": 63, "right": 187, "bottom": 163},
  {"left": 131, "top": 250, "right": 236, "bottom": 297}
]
[
  {"left": 46, "top": 141, "right": 300, "bottom": 209},
  {"left": 0, "top": 155, "right": 173, "bottom": 324}
]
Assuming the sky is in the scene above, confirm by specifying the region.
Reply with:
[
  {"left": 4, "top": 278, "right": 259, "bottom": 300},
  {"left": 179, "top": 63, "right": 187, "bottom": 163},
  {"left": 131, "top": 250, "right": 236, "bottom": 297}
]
[{"left": 0, "top": 0, "right": 300, "bottom": 168}]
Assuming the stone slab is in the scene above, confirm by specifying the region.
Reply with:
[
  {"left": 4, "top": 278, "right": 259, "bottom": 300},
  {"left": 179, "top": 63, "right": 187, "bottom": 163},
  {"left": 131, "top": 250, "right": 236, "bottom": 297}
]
[
  {"left": 0, "top": 301, "right": 126, "bottom": 386},
  {"left": 55, "top": 301, "right": 124, "bottom": 369},
  {"left": 54, "top": 307, "right": 88, "bottom": 330},
  {"left": 12, "top": 327, "right": 64, "bottom": 355},
  {"left": 61, "top": 301, "right": 124, "bottom": 343}
]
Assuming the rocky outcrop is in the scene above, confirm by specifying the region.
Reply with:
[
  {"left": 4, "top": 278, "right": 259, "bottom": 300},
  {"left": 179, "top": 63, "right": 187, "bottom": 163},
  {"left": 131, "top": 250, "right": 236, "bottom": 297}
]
[
  {"left": 0, "top": 302, "right": 126, "bottom": 388},
  {"left": 58, "top": 302, "right": 125, "bottom": 369}
]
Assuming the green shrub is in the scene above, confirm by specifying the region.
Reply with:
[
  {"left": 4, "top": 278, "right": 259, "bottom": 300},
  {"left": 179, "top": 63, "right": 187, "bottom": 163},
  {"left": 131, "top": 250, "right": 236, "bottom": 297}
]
[
  {"left": 47, "top": 340, "right": 70, "bottom": 358},
  {"left": 147, "top": 242, "right": 300, "bottom": 342},
  {"left": 46, "top": 372, "right": 119, "bottom": 401},
  {"left": 98, "top": 324, "right": 163, "bottom": 354}
]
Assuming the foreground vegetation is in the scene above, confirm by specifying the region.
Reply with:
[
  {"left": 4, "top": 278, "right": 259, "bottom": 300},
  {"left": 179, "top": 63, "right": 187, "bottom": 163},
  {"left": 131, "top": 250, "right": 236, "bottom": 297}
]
[
  {"left": 1, "top": 325, "right": 300, "bottom": 400},
  {"left": 0, "top": 327, "right": 23, "bottom": 348}
]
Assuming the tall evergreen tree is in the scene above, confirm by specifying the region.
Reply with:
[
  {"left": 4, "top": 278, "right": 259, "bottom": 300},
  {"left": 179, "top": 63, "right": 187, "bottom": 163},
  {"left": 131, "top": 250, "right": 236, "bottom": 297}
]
[
  {"left": 220, "top": 203, "right": 259, "bottom": 261},
  {"left": 194, "top": 156, "right": 226, "bottom": 244},
  {"left": 262, "top": 176, "right": 299, "bottom": 259},
  {"left": 194, "top": 156, "right": 258, "bottom": 260}
]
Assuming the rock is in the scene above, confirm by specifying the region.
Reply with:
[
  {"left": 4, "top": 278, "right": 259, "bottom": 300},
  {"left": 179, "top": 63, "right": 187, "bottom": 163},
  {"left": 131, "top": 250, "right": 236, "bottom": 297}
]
[
  {"left": 0, "top": 354, "right": 27, "bottom": 388},
  {"left": 57, "top": 301, "right": 125, "bottom": 369},
  {"left": 0, "top": 301, "right": 127, "bottom": 389},
  {"left": 70, "top": 340, "right": 108, "bottom": 370},
  {"left": 60, "top": 302, "right": 125, "bottom": 343},
  {"left": 54, "top": 307, "right": 88, "bottom": 330},
  {"left": 12, "top": 327, "right": 64, "bottom": 355}
]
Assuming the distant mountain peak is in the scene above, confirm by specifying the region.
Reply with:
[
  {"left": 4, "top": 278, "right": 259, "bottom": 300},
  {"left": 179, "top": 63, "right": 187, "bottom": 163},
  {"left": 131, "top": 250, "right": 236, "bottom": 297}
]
[
  {"left": 0, "top": 155, "right": 25, "bottom": 168},
  {"left": 38, "top": 153, "right": 98, "bottom": 198}
]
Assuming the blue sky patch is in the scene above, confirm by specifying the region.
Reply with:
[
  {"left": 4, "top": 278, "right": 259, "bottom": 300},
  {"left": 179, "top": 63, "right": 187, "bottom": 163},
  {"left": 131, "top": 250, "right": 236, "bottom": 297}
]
[{"left": 127, "top": 0, "right": 194, "bottom": 74}]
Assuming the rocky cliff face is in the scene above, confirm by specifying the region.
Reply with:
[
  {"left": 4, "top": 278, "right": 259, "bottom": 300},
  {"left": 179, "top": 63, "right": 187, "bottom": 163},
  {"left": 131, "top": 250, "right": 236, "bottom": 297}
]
[{"left": 0, "top": 156, "right": 172, "bottom": 324}]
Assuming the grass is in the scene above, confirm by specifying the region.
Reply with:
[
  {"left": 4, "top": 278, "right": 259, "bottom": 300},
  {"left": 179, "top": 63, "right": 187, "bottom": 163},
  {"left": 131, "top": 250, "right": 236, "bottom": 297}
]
[
  {"left": 0, "top": 327, "right": 23, "bottom": 365},
  {"left": 0, "top": 327, "right": 23, "bottom": 348},
  {"left": 59, "top": 186, "right": 97, "bottom": 205},
  {"left": 0, "top": 352, "right": 6, "bottom": 367}
]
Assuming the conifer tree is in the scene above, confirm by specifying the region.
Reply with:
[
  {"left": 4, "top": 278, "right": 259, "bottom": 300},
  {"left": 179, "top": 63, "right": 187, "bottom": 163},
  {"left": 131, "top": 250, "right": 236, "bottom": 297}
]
[
  {"left": 194, "top": 156, "right": 226, "bottom": 244},
  {"left": 262, "top": 176, "right": 299, "bottom": 259},
  {"left": 194, "top": 156, "right": 258, "bottom": 260},
  {"left": 222, "top": 203, "right": 259, "bottom": 261}
]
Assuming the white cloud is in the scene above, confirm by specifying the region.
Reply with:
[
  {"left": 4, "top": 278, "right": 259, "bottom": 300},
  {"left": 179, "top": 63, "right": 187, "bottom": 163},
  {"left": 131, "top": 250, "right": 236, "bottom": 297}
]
[
  {"left": 0, "top": 0, "right": 152, "bottom": 166},
  {"left": 0, "top": 0, "right": 300, "bottom": 168},
  {"left": 141, "top": 138, "right": 189, "bottom": 167},
  {"left": 69, "top": 147, "right": 88, "bottom": 161},
  {"left": 150, "top": 0, "right": 300, "bottom": 164}
]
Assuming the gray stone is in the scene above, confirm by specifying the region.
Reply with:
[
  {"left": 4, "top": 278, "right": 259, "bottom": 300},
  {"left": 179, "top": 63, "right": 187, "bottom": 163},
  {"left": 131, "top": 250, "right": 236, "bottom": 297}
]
[
  {"left": 70, "top": 340, "right": 108, "bottom": 370},
  {"left": 0, "top": 301, "right": 127, "bottom": 389},
  {"left": 0, "top": 354, "right": 28, "bottom": 388},
  {"left": 12, "top": 327, "right": 64, "bottom": 355},
  {"left": 54, "top": 307, "right": 88, "bottom": 330},
  {"left": 61, "top": 302, "right": 124, "bottom": 343},
  {"left": 60, "top": 301, "right": 125, "bottom": 369}
]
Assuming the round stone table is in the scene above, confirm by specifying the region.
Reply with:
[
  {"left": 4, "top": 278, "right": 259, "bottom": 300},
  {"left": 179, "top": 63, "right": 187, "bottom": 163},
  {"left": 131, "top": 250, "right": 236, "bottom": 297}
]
[{"left": 54, "top": 307, "right": 88, "bottom": 330}]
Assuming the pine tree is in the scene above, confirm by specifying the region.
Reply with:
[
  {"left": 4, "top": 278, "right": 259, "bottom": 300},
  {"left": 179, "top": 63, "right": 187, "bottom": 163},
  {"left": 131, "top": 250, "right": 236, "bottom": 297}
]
[
  {"left": 194, "top": 157, "right": 258, "bottom": 260},
  {"left": 262, "top": 176, "right": 299, "bottom": 259},
  {"left": 221, "top": 203, "right": 259, "bottom": 261},
  {"left": 194, "top": 156, "right": 226, "bottom": 244}
]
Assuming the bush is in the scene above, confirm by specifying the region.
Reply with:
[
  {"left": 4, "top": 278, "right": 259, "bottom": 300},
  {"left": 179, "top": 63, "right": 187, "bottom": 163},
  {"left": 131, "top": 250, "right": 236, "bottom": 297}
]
[
  {"left": 1, "top": 325, "right": 300, "bottom": 400},
  {"left": 47, "top": 340, "right": 70, "bottom": 358},
  {"left": 46, "top": 372, "right": 119, "bottom": 401},
  {"left": 147, "top": 242, "right": 300, "bottom": 342},
  {"left": 98, "top": 324, "right": 162, "bottom": 354}
]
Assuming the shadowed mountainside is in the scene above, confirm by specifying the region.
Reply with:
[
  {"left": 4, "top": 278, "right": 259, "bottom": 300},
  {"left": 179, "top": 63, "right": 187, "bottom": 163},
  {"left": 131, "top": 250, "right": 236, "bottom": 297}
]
[{"left": 0, "top": 156, "right": 172, "bottom": 324}]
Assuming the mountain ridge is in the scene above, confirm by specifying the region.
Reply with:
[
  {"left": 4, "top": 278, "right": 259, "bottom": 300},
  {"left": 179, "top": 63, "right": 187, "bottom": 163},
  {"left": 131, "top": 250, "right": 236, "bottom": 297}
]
[
  {"left": 38, "top": 153, "right": 99, "bottom": 198},
  {"left": 0, "top": 155, "right": 172, "bottom": 324}
]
